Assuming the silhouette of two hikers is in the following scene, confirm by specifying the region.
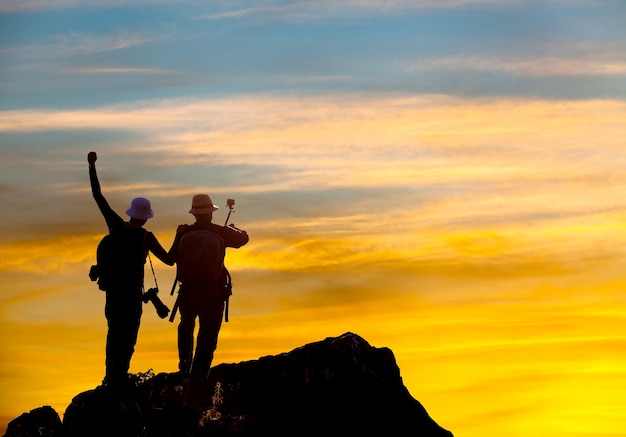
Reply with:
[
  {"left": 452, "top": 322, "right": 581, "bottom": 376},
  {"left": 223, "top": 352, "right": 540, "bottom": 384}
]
[
  {"left": 88, "top": 151, "right": 176, "bottom": 392},
  {"left": 88, "top": 152, "right": 249, "bottom": 403}
]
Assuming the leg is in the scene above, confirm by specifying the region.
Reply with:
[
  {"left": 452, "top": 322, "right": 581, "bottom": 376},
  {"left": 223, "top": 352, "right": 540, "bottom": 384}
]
[
  {"left": 104, "top": 290, "right": 142, "bottom": 389},
  {"left": 104, "top": 294, "right": 124, "bottom": 386},
  {"left": 177, "top": 292, "right": 198, "bottom": 377},
  {"left": 184, "top": 292, "right": 224, "bottom": 409},
  {"left": 116, "top": 302, "right": 142, "bottom": 377},
  {"left": 190, "top": 296, "right": 225, "bottom": 376}
]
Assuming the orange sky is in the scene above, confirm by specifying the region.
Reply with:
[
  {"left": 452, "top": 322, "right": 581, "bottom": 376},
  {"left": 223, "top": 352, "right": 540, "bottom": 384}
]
[{"left": 2, "top": 95, "right": 626, "bottom": 436}]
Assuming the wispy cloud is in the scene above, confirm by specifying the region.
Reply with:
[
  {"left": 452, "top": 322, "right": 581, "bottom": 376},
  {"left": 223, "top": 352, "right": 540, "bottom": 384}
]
[
  {"left": 1, "top": 94, "right": 624, "bottom": 158},
  {"left": 63, "top": 67, "right": 178, "bottom": 75},
  {"left": 0, "top": 235, "right": 96, "bottom": 274},
  {"left": 1, "top": 0, "right": 514, "bottom": 14},
  {"left": 199, "top": 0, "right": 519, "bottom": 21},
  {"left": 407, "top": 52, "right": 626, "bottom": 77},
  {"left": 6, "top": 31, "right": 163, "bottom": 62},
  {"left": 0, "top": 93, "right": 603, "bottom": 129},
  {"left": 0, "top": 0, "right": 179, "bottom": 13},
  {"left": 61, "top": 32, "right": 157, "bottom": 56},
  {"left": 2, "top": 94, "right": 625, "bottom": 200}
]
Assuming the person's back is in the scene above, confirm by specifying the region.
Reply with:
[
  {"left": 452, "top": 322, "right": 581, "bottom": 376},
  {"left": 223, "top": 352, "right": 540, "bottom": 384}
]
[
  {"left": 172, "top": 194, "right": 248, "bottom": 407},
  {"left": 96, "top": 222, "right": 147, "bottom": 291},
  {"left": 177, "top": 225, "right": 225, "bottom": 288}
]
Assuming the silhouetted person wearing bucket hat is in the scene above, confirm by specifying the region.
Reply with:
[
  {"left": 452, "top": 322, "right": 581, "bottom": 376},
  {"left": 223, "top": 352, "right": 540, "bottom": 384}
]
[
  {"left": 170, "top": 194, "right": 249, "bottom": 406},
  {"left": 88, "top": 151, "right": 176, "bottom": 392}
]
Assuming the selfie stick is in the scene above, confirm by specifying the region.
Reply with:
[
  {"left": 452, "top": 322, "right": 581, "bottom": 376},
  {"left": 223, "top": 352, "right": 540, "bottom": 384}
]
[
  {"left": 225, "top": 199, "right": 235, "bottom": 226},
  {"left": 223, "top": 199, "right": 235, "bottom": 322}
]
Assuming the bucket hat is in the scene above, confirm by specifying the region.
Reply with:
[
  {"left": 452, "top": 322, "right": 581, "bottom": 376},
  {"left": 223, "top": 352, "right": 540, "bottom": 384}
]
[
  {"left": 189, "top": 194, "right": 219, "bottom": 215},
  {"left": 126, "top": 197, "right": 154, "bottom": 220}
]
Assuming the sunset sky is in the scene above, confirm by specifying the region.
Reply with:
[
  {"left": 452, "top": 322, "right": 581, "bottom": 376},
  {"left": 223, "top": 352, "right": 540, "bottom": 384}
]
[{"left": 1, "top": 1, "right": 626, "bottom": 435}]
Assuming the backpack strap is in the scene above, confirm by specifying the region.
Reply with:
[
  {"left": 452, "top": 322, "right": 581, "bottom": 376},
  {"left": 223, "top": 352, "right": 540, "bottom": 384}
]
[{"left": 223, "top": 267, "right": 232, "bottom": 322}]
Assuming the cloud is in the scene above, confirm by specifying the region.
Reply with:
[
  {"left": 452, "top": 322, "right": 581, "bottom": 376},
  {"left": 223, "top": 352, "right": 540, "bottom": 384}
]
[
  {"left": 63, "top": 67, "right": 178, "bottom": 75},
  {"left": 0, "top": 0, "right": 181, "bottom": 12},
  {"left": 2, "top": 93, "right": 624, "bottom": 140},
  {"left": 2, "top": 94, "right": 624, "bottom": 207},
  {"left": 0, "top": 234, "right": 97, "bottom": 274},
  {"left": 0, "top": 0, "right": 515, "bottom": 14},
  {"left": 199, "top": 0, "right": 520, "bottom": 21},
  {"left": 9, "top": 31, "right": 164, "bottom": 61},
  {"left": 407, "top": 52, "right": 626, "bottom": 78}
]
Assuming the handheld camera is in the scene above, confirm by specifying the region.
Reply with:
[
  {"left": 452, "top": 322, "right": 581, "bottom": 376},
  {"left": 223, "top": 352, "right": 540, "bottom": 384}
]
[
  {"left": 143, "top": 287, "right": 170, "bottom": 319},
  {"left": 225, "top": 199, "right": 235, "bottom": 226}
]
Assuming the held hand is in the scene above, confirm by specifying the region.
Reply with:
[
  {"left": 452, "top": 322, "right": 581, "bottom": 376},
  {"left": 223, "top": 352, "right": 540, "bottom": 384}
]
[{"left": 88, "top": 151, "right": 98, "bottom": 165}]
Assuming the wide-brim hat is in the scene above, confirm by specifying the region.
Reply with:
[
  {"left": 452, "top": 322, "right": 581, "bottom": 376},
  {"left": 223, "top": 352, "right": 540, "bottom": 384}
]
[
  {"left": 126, "top": 197, "right": 154, "bottom": 220},
  {"left": 189, "top": 194, "right": 219, "bottom": 215}
]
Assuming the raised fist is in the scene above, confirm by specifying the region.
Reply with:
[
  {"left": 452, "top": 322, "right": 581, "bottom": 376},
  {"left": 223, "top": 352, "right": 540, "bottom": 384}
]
[{"left": 88, "top": 151, "right": 98, "bottom": 165}]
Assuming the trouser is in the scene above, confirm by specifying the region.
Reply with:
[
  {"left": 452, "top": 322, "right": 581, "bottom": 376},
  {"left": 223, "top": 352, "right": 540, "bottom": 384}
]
[
  {"left": 177, "top": 285, "right": 225, "bottom": 378},
  {"left": 104, "top": 288, "right": 143, "bottom": 387}
]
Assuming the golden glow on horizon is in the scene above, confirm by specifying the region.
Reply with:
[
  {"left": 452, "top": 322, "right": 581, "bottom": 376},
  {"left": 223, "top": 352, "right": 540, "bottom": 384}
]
[{"left": 0, "top": 235, "right": 97, "bottom": 273}]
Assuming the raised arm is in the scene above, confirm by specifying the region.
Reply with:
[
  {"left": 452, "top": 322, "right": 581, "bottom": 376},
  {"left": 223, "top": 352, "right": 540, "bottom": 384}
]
[{"left": 88, "top": 151, "right": 123, "bottom": 231}]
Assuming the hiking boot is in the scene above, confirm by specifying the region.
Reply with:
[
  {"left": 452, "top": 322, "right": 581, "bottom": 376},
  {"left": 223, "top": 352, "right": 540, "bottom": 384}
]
[{"left": 183, "top": 370, "right": 210, "bottom": 410}]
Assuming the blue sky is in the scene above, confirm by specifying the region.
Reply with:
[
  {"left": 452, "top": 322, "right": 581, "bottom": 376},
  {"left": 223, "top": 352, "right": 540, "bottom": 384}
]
[
  {"left": 2, "top": 1, "right": 624, "bottom": 110},
  {"left": 1, "top": 1, "right": 626, "bottom": 436}
]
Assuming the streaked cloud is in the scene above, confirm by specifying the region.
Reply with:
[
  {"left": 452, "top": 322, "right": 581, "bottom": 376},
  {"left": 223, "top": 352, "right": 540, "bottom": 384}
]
[
  {"left": 8, "top": 31, "right": 164, "bottom": 61},
  {"left": 0, "top": 234, "right": 97, "bottom": 274},
  {"left": 408, "top": 54, "right": 626, "bottom": 77},
  {"left": 63, "top": 67, "right": 178, "bottom": 75},
  {"left": 0, "top": 0, "right": 180, "bottom": 13},
  {"left": 1, "top": 0, "right": 517, "bottom": 14},
  {"left": 199, "top": 0, "right": 525, "bottom": 21},
  {"left": 2, "top": 93, "right": 624, "bottom": 140}
]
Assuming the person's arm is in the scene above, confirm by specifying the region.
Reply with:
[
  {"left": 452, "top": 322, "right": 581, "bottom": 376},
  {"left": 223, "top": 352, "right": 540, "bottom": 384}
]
[
  {"left": 88, "top": 152, "right": 122, "bottom": 231},
  {"left": 166, "top": 224, "right": 188, "bottom": 263},
  {"left": 219, "top": 224, "right": 249, "bottom": 248},
  {"left": 145, "top": 232, "right": 175, "bottom": 266}
]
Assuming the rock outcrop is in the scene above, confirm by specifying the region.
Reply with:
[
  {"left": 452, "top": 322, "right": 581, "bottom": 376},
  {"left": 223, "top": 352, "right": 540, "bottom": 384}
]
[
  {"left": 2, "top": 406, "right": 62, "bottom": 437},
  {"left": 4, "top": 332, "right": 453, "bottom": 436}
]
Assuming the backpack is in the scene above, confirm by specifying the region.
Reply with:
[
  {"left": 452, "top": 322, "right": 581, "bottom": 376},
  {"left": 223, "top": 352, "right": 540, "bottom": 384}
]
[
  {"left": 177, "top": 229, "right": 226, "bottom": 287},
  {"left": 90, "top": 224, "right": 147, "bottom": 291}
]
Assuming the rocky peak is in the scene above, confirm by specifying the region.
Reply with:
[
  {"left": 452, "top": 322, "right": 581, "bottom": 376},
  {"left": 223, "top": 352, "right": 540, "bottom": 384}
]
[{"left": 4, "top": 332, "right": 453, "bottom": 437}]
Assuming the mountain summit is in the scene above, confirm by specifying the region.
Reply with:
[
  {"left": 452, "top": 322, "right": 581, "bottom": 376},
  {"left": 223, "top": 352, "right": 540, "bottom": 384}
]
[{"left": 5, "top": 332, "right": 453, "bottom": 436}]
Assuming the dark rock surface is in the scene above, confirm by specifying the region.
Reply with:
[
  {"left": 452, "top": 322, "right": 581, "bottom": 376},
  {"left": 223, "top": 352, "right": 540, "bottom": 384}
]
[
  {"left": 4, "top": 332, "right": 453, "bottom": 436},
  {"left": 2, "top": 406, "right": 63, "bottom": 437}
]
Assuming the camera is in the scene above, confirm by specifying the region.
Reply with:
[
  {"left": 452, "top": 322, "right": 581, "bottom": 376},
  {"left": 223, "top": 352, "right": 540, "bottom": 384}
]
[
  {"left": 142, "top": 287, "right": 170, "bottom": 319},
  {"left": 89, "top": 265, "right": 99, "bottom": 282},
  {"left": 227, "top": 198, "right": 235, "bottom": 207}
]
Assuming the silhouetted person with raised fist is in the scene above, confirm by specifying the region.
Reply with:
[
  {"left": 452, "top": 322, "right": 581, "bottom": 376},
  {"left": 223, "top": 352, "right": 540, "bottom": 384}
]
[{"left": 87, "top": 151, "right": 175, "bottom": 393}]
